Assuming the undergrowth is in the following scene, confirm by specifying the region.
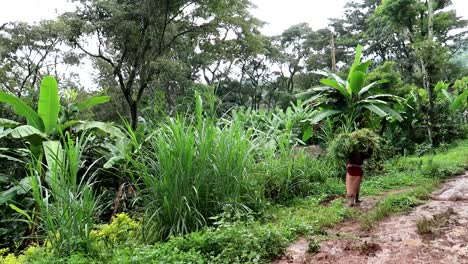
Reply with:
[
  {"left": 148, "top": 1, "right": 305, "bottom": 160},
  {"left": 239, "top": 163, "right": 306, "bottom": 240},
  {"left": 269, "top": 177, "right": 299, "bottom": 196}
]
[{"left": 3, "top": 140, "right": 467, "bottom": 264}]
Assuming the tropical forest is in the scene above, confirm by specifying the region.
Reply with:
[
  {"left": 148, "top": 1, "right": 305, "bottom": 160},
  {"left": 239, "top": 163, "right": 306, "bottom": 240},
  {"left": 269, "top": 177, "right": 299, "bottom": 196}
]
[{"left": 0, "top": 0, "right": 467, "bottom": 263}]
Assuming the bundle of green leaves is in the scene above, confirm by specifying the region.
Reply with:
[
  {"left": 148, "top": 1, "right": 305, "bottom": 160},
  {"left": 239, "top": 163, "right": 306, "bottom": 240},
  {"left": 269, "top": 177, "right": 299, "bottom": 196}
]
[{"left": 328, "top": 129, "right": 380, "bottom": 164}]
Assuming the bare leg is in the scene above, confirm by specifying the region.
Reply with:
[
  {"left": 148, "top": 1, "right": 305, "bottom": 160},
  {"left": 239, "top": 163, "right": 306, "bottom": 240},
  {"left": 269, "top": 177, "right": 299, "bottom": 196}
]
[
  {"left": 356, "top": 176, "right": 362, "bottom": 203},
  {"left": 346, "top": 174, "right": 360, "bottom": 206}
]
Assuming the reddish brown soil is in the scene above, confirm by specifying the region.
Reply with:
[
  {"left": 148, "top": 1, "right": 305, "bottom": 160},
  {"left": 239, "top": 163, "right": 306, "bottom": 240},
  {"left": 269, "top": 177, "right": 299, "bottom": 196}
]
[{"left": 273, "top": 172, "right": 468, "bottom": 264}]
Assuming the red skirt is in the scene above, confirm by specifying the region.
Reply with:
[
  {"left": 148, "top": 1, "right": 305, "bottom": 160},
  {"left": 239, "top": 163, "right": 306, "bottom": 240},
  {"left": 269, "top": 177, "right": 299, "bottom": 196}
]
[{"left": 347, "top": 164, "right": 363, "bottom": 177}]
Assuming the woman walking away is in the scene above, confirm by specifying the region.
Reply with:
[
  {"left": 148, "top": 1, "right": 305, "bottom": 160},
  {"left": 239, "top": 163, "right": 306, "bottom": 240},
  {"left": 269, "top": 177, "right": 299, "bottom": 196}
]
[
  {"left": 346, "top": 156, "right": 365, "bottom": 206},
  {"left": 327, "top": 129, "right": 380, "bottom": 207}
]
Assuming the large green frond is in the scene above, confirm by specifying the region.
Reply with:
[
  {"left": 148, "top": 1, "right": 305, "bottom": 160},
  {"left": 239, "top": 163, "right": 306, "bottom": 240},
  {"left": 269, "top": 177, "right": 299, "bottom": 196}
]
[
  {"left": 0, "top": 92, "right": 43, "bottom": 130},
  {"left": 38, "top": 76, "right": 60, "bottom": 134}
]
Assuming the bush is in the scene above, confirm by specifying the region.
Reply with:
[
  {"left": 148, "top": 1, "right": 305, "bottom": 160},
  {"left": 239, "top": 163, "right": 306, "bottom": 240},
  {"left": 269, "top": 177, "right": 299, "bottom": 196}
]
[
  {"left": 225, "top": 101, "right": 317, "bottom": 150},
  {"left": 260, "top": 148, "right": 338, "bottom": 203},
  {"left": 90, "top": 213, "right": 140, "bottom": 255},
  {"left": 25, "top": 221, "right": 290, "bottom": 264}
]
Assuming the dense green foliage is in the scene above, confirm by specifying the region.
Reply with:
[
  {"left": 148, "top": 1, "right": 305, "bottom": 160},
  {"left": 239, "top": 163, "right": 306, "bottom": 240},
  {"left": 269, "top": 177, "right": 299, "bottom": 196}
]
[
  {"left": 328, "top": 129, "right": 380, "bottom": 164},
  {"left": 126, "top": 106, "right": 262, "bottom": 241},
  {"left": 1, "top": 140, "right": 466, "bottom": 263}
]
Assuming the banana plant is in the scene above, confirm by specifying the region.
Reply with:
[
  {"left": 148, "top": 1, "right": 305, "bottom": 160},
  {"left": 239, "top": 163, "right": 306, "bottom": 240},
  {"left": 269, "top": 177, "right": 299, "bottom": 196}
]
[
  {"left": 0, "top": 76, "right": 128, "bottom": 204},
  {"left": 0, "top": 76, "right": 129, "bottom": 170},
  {"left": 434, "top": 81, "right": 468, "bottom": 112},
  {"left": 298, "top": 45, "right": 404, "bottom": 125},
  {"left": 0, "top": 76, "right": 115, "bottom": 156}
]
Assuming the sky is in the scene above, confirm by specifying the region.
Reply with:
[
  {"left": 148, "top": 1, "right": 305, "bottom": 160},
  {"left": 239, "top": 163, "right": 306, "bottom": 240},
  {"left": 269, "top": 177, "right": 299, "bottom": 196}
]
[
  {"left": 0, "top": 0, "right": 467, "bottom": 89},
  {"left": 1, "top": 0, "right": 466, "bottom": 35}
]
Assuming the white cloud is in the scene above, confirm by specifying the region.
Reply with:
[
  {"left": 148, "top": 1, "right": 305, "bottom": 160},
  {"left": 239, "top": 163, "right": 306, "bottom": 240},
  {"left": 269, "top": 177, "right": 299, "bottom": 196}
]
[
  {"left": 250, "top": 0, "right": 346, "bottom": 35},
  {"left": 0, "top": 0, "right": 75, "bottom": 24},
  {"left": 0, "top": 0, "right": 466, "bottom": 90},
  {"left": 251, "top": 0, "right": 468, "bottom": 36},
  {"left": 1, "top": 0, "right": 467, "bottom": 31}
]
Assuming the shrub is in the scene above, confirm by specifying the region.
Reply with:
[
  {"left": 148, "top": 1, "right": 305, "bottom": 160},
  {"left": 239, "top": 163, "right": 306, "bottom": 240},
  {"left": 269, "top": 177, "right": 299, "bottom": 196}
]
[
  {"left": 225, "top": 100, "right": 317, "bottom": 150},
  {"left": 91, "top": 213, "right": 140, "bottom": 253},
  {"left": 260, "top": 148, "right": 337, "bottom": 203}
]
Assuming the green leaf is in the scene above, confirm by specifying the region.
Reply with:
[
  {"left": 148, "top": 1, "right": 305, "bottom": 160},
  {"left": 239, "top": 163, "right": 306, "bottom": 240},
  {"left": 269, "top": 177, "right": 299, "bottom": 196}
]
[
  {"left": 351, "top": 44, "right": 363, "bottom": 71},
  {"left": 43, "top": 141, "right": 63, "bottom": 171},
  {"left": 379, "top": 105, "right": 403, "bottom": 122},
  {"left": 0, "top": 188, "right": 16, "bottom": 205},
  {"left": 435, "top": 81, "right": 449, "bottom": 92},
  {"left": 441, "top": 89, "right": 452, "bottom": 101},
  {"left": 0, "top": 153, "right": 24, "bottom": 163},
  {"left": 302, "top": 126, "right": 313, "bottom": 142},
  {"left": 359, "top": 99, "right": 389, "bottom": 105},
  {"left": 0, "top": 92, "right": 43, "bottom": 130},
  {"left": 358, "top": 80, "right": 388, "bottom": 96},
  {"left": 366, "top": 94, "right": 404, "bottom": 103},
  {"left": 311, "top": 86, "right": 332, "bottom": 92},
  {"left": 74, "top": 121, "right": 126, "bottom": 139},
  {"left": 330, "top": 73, "right": 347, "bottom": 87},
  {"left": 75, "top": 96, "right": 110, "bottom": 111},
  {"left": 74, "top": 121, "right": 128, "bottom": 151},
  {"left": 295, "top": 89, "right": 318, "bottom": 101},
  {"left": 38, "top": 76, "right": 60, "bottom": 134},
  {"left": 9, "top": 125, "right": 47, "bottom": 139},
  {"left": 354, "top": 60, "right": 372, "bottom": 74},
  {"left": 303, "top": 93, "right": 326, "bottom": 105},
  {"left": 311, "top": 70, "right": 329, "bottom": 77},
  {"left": 0, "top": 118, "right": 20, "bottom": 128},
  {"left": 418, "top": 89, "right": 427, "bottom": 97},
  {"left": 320, "top": 79, "right": 342, "bottom": 90},
  {"left": 16, "top": 177, "right": 32, "bottom": 195},
  {"left": 0, "top": 148, "right": 28, "bottom": 163},
  {"left": 0, "top": 128, "right": 12, "bottom": 139},
  {"left": 311, "top": 110, "right": 342, "bottom": 124},
  {"left": 59, "top": 120, "right": 80, "bottom": 131},
  {"left": 320, "top": 78, "right": 350, "bottom": 100},
  {"left": 9, "top": 203, "right": 32, "bottom": 228},
  {"left": 348, "top": 71, "right": 365, "bottom": 95},
  {"left": 452, "top": 90, "right": 468, "bottom": 111},
  {"left": 362, "top": 104, "right": 387, "bottom": 117}
]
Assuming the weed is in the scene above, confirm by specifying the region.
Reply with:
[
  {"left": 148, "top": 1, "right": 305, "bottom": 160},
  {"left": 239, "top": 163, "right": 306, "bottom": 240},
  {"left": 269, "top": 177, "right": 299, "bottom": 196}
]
[
  {"left": 357, "top": 241, "right": 381, "bottom": 256},
  {"left": 361, "top": 193, "right": 421, "bottom": 230},
  {"left": 29, "top": 134, "right": 99, "bottom": 255},
  {"left": 307, "top": 239, "right": 320, "bottom": 254},
  {"left": 416, "top": 208, "right": 456, "bottom": 238}
]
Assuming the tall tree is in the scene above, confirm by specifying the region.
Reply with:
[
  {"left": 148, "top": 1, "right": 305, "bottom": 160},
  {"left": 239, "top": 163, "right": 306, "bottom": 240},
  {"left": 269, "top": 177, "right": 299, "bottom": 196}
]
[
  {"left": 277, "top": 23, "right": 312, "bottom": 93},
  {"left": 0, "top": 21, "right": 66, "bottom": 98},
  {"left": 377, "top": 0, "right": 467, "bottom": 143},
  {"left": 63, "top": 0, "right": 254, "bottom": 128}
]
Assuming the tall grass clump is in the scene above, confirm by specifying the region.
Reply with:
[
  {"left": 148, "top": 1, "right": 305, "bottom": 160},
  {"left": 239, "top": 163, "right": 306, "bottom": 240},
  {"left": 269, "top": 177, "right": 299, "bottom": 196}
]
[
  {"left": 29, "top": 134, "right": 99, "bottom": 255},
  {"left": 260, "top": 141, "right": 339, "bottom": 203},
  {"left": 128, "top": 94, "right": 262, "bottom": 242}
]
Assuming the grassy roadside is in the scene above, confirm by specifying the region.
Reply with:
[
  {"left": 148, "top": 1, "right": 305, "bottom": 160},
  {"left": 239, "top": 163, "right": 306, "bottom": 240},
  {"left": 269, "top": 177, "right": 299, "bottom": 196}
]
[
  {"left": 3, "top": 140, "right": 468, "bottom": 264},
  {"left": 358, "top": 140, "right": 468, "bottom": 230}
]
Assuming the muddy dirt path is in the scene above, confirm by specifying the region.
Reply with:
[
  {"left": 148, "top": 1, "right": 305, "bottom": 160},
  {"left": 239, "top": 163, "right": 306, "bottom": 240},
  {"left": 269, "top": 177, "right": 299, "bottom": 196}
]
[{"left": 273, "top": 172, "right": 468, "bottom": 264}]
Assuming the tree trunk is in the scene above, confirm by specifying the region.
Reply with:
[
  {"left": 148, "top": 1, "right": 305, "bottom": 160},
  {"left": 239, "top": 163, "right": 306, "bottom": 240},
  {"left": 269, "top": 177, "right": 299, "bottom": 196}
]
[
  {"left": 130, "top": 101, "right": 138, "bottom": 130},
  {"left": 425, "top": 0, "right": 435, "bottom": 144},
  {"left": 330, "top": 31, "right": 337, "bottom": 73},
  {"left": 428, "top": 0, "right": 434, "bottom": 41}
]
